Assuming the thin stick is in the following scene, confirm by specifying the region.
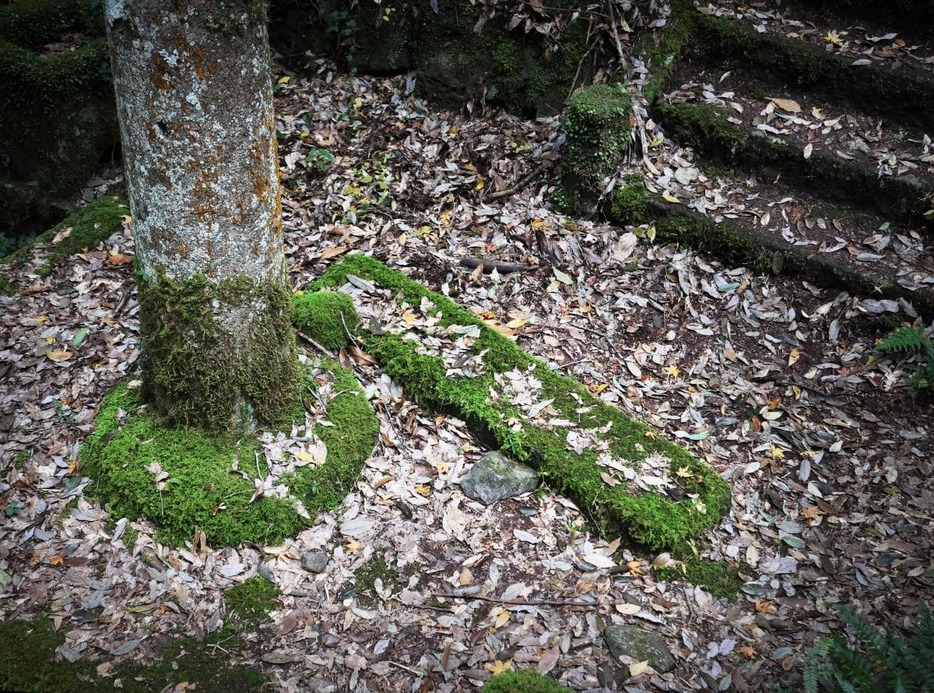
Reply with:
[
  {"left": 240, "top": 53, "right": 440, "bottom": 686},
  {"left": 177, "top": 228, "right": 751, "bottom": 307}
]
[
  {"left": 296, "top": 330, "right": 335, "bottom": 358},
  {"left": 488, "top": 164, "right": 547, "bottom": 200},
  {"left": 433, "top": 592, "right": 603, "bottom": 608}
]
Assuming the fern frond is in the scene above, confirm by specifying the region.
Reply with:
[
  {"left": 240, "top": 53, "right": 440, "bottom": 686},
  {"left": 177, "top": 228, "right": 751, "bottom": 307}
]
[{"left": 876, "top": 326, "right": 933, "bottom": 355}]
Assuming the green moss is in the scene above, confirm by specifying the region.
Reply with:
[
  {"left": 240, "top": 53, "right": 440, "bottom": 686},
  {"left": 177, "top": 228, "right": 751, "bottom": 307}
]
[
  {"left": 556, "top": 83, "right": 633, "bottom": 213},
  {"left": 138, "top": 271, "right": 302, "bottom": 433},
  {"left": 0, "top": 272, "right": 14, "bottom": 295},
  {"left": 0, "top": 0, "right": 101, "bottom": 48},
  {"left": 80, "top": 384, "right": 306, "bottom": 547},
  {"left": 82, "top": 355, "right": 377, "bottom": 547},
  {"left": 610, "top": 174, "right": 650, "bottom": 225},
  {"left": 0, "top": 617, "right": 101, "bottom": 692},
  {"left": 657, "top": 558, "right": 743, "bottom": 600},
  {"left": 292, "top": 289, "right": 360, "bottom": 351},
  {"left": 312, "top": 255, "right": 730, "bottom": 550},
  {"left": 632, "top": 0, "right": 697, "bottom": 103},
  {"left": 343, "top": 556, "right": 400, "bottom": 606},
  {"left": 283, "top": 359, "right": 379, "bottom": 513},
  {"left": 32, "top": 196, "right": 127, "bottom": 271},
  {"left": 483, "top": 669, "right": 569, "bottom": 692},
  {"left": 224, "top": 576, "right": 279, "bottom": 624}
]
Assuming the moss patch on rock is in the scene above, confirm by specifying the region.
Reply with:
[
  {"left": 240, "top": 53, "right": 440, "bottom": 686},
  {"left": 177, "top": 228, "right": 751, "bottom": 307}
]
[
  {"left": 225, "top": 576, "right": 280, "bottom": 624},
  {"left": 292, "top": 289, "right": 360, "bottom": 350},
  {"left": 657, "top": 558, "right": 744, "bottom": 600},
  {"left": 555, "top": 83, "right": 633, "bottom": 214},
  {"left": 81, "top": 358, "right": 378, "bottom": 547},
  {"left": 312, "top": 254, "right": 730, "bottom": 550},
  {"left": 483, "top": 669, "right": 569, "bottom": 692}
]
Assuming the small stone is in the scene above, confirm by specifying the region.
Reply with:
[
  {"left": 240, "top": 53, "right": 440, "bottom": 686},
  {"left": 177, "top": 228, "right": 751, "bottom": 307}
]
[
  {"left": 307, "top": 677, "right": 338, "bottom": 693},
  {"left": 604, "top": 624, "right": 676, "bottom": 673},
  {"left": 459, "top": 451, "right": 539, "bottom": 505},
  {"left": 301, "top": 551, "right": 329, "bottom": 573}
]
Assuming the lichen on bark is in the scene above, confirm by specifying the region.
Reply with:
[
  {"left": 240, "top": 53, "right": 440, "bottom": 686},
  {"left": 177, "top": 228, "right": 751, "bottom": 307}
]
[{"left": 104, "top": 0, "right": 301, "bottom": 431}]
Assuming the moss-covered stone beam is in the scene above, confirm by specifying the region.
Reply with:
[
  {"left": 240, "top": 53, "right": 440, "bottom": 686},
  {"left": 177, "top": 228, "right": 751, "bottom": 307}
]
[
  {"left": 689, "top": 9, "right": 934, "bottom": 133},
  {"left": 654, "top": 101, "right": 934, "bottom": 234},
  {"left": 607, "top": 181, "right": 934, "bottom": 322},
  {"left": 311, "top": 254, "right": 731, "bottom": 550}
]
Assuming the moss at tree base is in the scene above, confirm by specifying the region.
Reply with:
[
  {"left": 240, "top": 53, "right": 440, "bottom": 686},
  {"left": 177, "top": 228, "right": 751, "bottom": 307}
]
[
  {"left": 137, "top": 271, "right": 302, "bottom": 434},
  {"left": 81, "top": 358, "right": 378, "bottom": 547}
]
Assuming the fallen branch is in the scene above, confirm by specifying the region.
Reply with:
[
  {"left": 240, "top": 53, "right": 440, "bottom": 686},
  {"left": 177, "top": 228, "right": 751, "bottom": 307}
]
[
  {"left": 488, "top": 163, "right": 548, "bottom": 200},
  {"left": 458, "top": 257, "right": 539, "bottom": 274}
]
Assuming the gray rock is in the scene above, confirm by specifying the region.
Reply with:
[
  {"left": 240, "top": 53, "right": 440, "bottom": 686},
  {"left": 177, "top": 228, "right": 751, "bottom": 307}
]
[
  {"left": 459, "top": 451, "right": 539, "bottom": 505},
  {"left": 604, "top": 624, "right": 676, "bottom": 673},
  {"left": 307, "top": 677, "right": 337, "bottom": 693},
  {"left": 300, "top": 550, "right": 329, "bottom": 573}
]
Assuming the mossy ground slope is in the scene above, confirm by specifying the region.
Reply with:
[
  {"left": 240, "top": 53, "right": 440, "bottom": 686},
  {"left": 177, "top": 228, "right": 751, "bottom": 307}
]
[
  {"left": 80, "top": 356, "right": 378, "bottom": 547},
  {"left": 309, "top": 254, "right": 730, "bottom": 550}
]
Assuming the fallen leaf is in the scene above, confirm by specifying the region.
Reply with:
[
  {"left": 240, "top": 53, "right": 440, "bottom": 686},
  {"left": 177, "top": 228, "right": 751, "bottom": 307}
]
[{"left": 768, "top": 97, "right": 802, "bottom": 113}]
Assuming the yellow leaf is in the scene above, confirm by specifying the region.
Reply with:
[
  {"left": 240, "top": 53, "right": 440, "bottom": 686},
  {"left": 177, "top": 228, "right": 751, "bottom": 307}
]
[
  {"left": 352, "top": 97, "right": 363, "bottom": 110},
  {"left": 121, "top": 214, "right": 133, "bottom": 225},
  {"left": 484, "top": 659, "right": 512, "bottom": 675},
  {"left": 505, "top": 318, "right": 528, "bottom": 329},
  {"left": 664, "top": 364, "right": 680, "bottom": 378},
  {"left": 475, "top": 178, "right": 485, "bottom": 190},
  {"left": 824, "top": 29, "right": 844, "bottom": 45},
  {"left": 792, "top": 385, "right": 803, "bottom": 400},
  {"left": 627, "top": 560, "right": 643, "bottom": 575},
  {"left": 662, "top": 193, "right": 680, "bottom": 204},
  {"left": 530, "top": 218, "right": 545, "bottom": 230},
  {"left": 346, "top": 539, "right": 362, "bottom": 554},
  {"left": 788, "top": 347, "right": 802, "bottom": 366},
  {"left": 493, "top": 610, "right": 512, "bottom": 629},
  {"left": 46, "top": 350, "right": 73, "bottom": 361},
  {"left": 415, "top": 485, "right": 431, "bottom": 497},
  {"left": 67, "top": 459, "right": 79, "bottom": 475},
  {"left": 629, "top": 660, "right": 650, "bottom": 676},
  {"left": 592, "top": 382, "right": 608, "bottom": 394},
  {"left": 768, "top": 97, "right": 802, "bottom": 113},
  {"left": 676, "top": 466, "right": 691, "bottom": 478},
  {"left": 436, "top": 461, "right": 451, "bottom": 474},
  {"left": 770, "top": 445, "right": 785, "bottom": 459},
  {"left": 277, "top": 75, "right": 291, "bottom": 84},
  {"left": 755, "top": 600, "right": 772, "bottom": 614},
  {"left": 650, "top": 135, "right": 664, "bottom": 148}
]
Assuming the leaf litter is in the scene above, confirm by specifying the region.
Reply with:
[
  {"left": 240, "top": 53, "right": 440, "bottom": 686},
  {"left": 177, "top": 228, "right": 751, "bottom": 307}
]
[{"left": 1, "top": 12, "right": 933, "bottom": 693}]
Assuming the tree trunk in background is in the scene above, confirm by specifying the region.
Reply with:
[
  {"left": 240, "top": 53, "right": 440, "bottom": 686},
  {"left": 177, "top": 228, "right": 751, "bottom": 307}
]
[{"left": 105, "top": 0, "right": 300, "bottom": 433}]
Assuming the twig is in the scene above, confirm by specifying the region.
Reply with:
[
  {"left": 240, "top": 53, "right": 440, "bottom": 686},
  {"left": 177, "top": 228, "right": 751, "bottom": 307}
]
[
  {"left": 433, "top": 592, "right": 603, "bottom": 608},
  {"left": 604, "top": 0, "right": 628, "bottom": 70},
  {"left": 458, "top": 257, "right": 539, "bottom": 274},
  {"left": 296, "top": 330, "right": 336, "bottom": 358},
  {"left": 574, "top": 323, "right": 626, "bottom": 362},
  {"left": 488, "top": 163, "right": 547, "bottom": 200}
]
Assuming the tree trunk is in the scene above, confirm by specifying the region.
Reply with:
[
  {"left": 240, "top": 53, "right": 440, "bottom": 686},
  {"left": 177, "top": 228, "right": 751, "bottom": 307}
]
[{"left": 105, "top": 0, "right": 300, "bottom": 433}]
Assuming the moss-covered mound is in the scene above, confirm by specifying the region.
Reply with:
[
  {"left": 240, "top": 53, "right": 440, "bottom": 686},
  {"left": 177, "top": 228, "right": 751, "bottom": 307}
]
[
  {"left": 0, "top": 0, "right": 117, "bottom": 236},
  {"left": 555, "top": 83, "right": 633, "bottom": 214},
  {"left": 311, "top": 254, "right": 730, "bottom": 550},
  {"left": 0, "top": 617, "right": 271, "bottom": 692},
  {"left": 483, "top": 669, "right": 569, "bottom": 692},
  {"left": 292, "top": 289, "right": 360, "bottom": 350},
  {"left": 81, "top": 358, "right": 378, "bottom": 547}
]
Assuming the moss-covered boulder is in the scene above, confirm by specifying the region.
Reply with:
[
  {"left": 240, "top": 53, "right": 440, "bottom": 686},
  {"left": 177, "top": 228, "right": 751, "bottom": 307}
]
[
  {"left": 312, "top": 254, "right": 730, "bottom": 550},
  {"left": 0, "top": 0, "right": 118, "bottom": 236},
  {"left": 269, "top": 0, "right": 597, "bottom": 117},
  {"left": 483, "top": 669, "right": 569, "bottom": 692},
  {"left": 292, "top": 289, "right": 360, "bottom": 351},
  {"left": 555, "top": 83, "right": 632, "bottom": 215},
  {"left": 81, "top": 358, "right": 378, "bottom": 547}
]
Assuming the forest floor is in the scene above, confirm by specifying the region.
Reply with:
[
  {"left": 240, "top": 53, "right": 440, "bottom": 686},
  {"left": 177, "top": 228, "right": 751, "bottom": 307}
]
[{"left": 2, "top": 1, "right": 934, "bottom": 691}]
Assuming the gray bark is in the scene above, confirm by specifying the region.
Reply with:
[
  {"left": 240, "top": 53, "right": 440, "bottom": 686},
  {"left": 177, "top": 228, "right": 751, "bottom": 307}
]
[{"left": 105, "top": 0, "right": 299, "bottom": 431}]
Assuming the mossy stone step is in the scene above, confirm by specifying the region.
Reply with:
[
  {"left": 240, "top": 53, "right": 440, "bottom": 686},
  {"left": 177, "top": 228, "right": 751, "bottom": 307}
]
[
  {"left": 310, "top": 254, "right": 730, "bottom": 550},
  {"left": 607, "top": 183, "right": 934, "bottom": 322},
  {"left": 653, "top": 101, "right": 934, "bottom": 234}
]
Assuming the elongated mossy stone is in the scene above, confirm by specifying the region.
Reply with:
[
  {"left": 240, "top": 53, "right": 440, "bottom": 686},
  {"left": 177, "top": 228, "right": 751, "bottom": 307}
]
[{"left": 310, "top": 254, "right": 730, "bottom": 550}]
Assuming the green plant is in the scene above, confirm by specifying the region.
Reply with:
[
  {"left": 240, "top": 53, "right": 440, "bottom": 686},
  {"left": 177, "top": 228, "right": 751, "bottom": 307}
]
[
  {"left": 875, "top": 326, "right": 934, "bottom": 393},
  {"left": 803, "top": 603, "right": 934, "bottom": 692},
  {"left": 305, "top": 146, "right": 335, "bottom": 176},
  {"left": 482, "top": 669, "right": 569, "bottom": 692}
]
